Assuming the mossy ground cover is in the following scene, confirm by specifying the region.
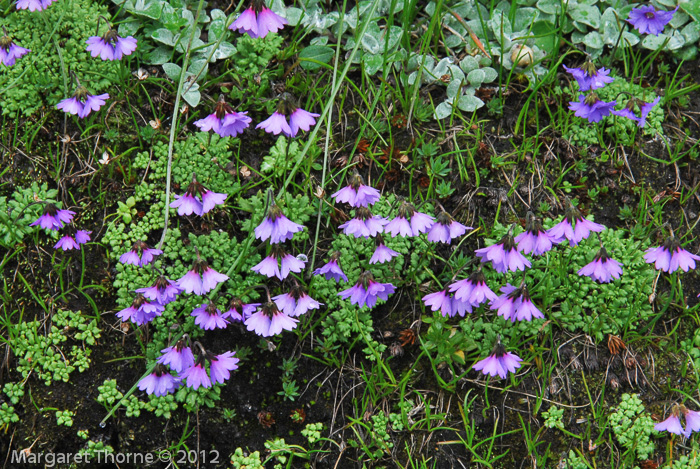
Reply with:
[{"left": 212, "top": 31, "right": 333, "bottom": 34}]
[{"left": 1, "top": 0, "right": 700, "bottom": 467}]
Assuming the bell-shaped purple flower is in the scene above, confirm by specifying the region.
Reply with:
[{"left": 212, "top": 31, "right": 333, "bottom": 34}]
[
  {"left": 223, "top": 297, "right": 260, "bottom": 322},
  {"left": 136, "top": 275, "right": 181, "bottom": 305},
  {"left": 119, "top": 240, "right": 163, "bottom": 267},
  {"left": 683, "top": 408, "right": 700, "bottom": 437},
  {"left": 332, "top": 171, "right": 381, "bottom": 207},
  {"left": 256, "top": 93, "right": 319, "bottom": 138},
  {"left": 313, "top": 252, "right": 348, "bottom": 283},
  {"left": 612, "top": 96, "right": 660, "bottom": 128},
  {"left": 475, "top": 231, "right": 531, "bottom": 273},
  {"left": 338, "top": 206, "right": 388, "bottom": 238},
  {"left": 644, "top": 235, "right": 700, "bottom": 273},
  {"left": 208, "top": 351, "right": 239, "bottom": 385},
  {"left": 427, "top": 211, "right": 471, "bottom": 244},
  {"left": 86, "top": 28, "right": 137, "bottom": 61},
  {"left": 628, "top": 6, "right": 677, "bottom": 36},
  {"left": 273, "top": 285, "right": 322, "bottom": 317},
  {"left": 192, "top": 303, "right": 228, "bottom": 330},
  {"left": 515, "top": 213, "right": 556, "bottom": 256},
  {"left": 422, "top": 290, "right": 457, "bottom": 317},
  {"left": 473, "top": 340, "right": 523, "bottom": 379},
  {"left": 490, "top": 283, "right": 544, "bottom": 322},
  {"left": 369, "top": 235, "right": 400, "bottom": 264},
  {"left": 254, "top": 200, "right": 304, "bottom": 244},
  {"left": 177, "top": 257, "right": 229, "bottom": 294},
  {"left": 229, "top": 0, "right": 287, "bottom": 39},
  {"left": 138, "top": 364, "right": 180, "bottom": 396},
  {"left": 245, "top": 302, "right": 299, "bottom": 337},
  {"left": 158, "top": 339, "right": 195, "bottom": 373},
  {"left": 338, "top": 270, "right": 395, "bottom": 309},
  {"left": 547, "top": 203, "right": 605, "bottom": 247},
  {"left": 170, "top": 173, "right": 227, "bottom": 216},
  {"left": 194, "top": 96, "right": 251, "bottom": 137},
  {"left": 563, "top": 62, "right": 614, "bottom": 91},
  {"left": 385, "top": 200, "right": 435, "bottom": 237},
  {"left": 181, "top": 360, "right": 212, "bottom": 390},
  {"left": 56, "top": 86, "right": 109, "bottom": 119},
  {"left": 449, "top": 269, "right": 498, "bottom": 308},
  {"left": 30, "top": 203, "right": 75, "bottom": 231},
  {"left": 0, "top": 32, "right": 30, "bottom": 66},
  {"left": 54, "top": 228, "right": 91, "bottom": 251},
  {"left": 116, "top": 294, "right": 164, "bottom": 325},
  {"left": 568, "top": 93, "right": 616, "bottom": 123},
  {"left": 16, "top": 0, "right": 54, "bottom": 12},
  {"left": 655, "top": 411, "right": 684, "bottom": 435},
  {"left": 578, "top": 247, "right": 623, "bottom": 283}
]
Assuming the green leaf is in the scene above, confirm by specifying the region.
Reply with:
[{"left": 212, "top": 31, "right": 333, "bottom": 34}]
[
  {"left": 434, "top": 101, "right": 453, "bottom": 120},
  {"left": 147, "top": 46, "right": 171, "bottom": 65},
  {"left": 683, "top": 1, "right": 700, "bottom": 22},
  {"left": 152, "top": 28, "right": 175, "bottom": 46},
  {"left": 569, "top": 4, "right": 600, "bottom": 28},
  {"left": 536, "top": 0, "right": 561, "bottom": 15},
  {"left": 457, "top": 94, "right": 484, "bottom": 112},
  {"left": 446, "top": 80, "right": 462, "bottom": 99},
  {"left": 459, "top": 56, "right": 479, "bottom": 73},
  {"left": 583, "top": 31, "right": 604, "bottom": 49},
  {"left": 481, "top": 67, "right": 498, "bottom": 83},
  {"left": 131, "top": 0, "right": 165, "bottom": 19},
  {"left": 362, "top": 54, "right": 383, "bottom": 75},
  {"left": 467, "top": 68, "right": 485, "bottom": 86},
  {"left": 681, "top": 21, "right": 700, "bottom": 44},
  {"left": 299, "top": 45, "right": 334, "bottom": 70},
  {"left": 162, "top": 62, "right": 182, "bottom": 81},
  {"left": 531, "top": 20, "right": 558, "bottom": 54},
  {"left": 361, "top": 33, "right": 381, "bottom": 55}
]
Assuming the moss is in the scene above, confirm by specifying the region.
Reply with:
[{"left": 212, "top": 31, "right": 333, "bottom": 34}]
[{"left": 0, "top": 0, "right": 120, "bottom": 117}]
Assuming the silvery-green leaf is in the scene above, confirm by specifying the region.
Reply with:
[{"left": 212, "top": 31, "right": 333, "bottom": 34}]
[
  {"left": 387, "top": 26, "right": 403, "bottom": 50},
  {"left": 457, "top": 94, "right": 484, "bottom": 112},
  {"left": 619, "top": 32, "right": 639, "bottom": 47},
  {"left": 684, "top": 1, "right": 700, "bottom": 22},
  {"left": 188, "top": 58, "right": 208, "bottom": 78},
  {"left": 361, "top": 33, "right": 381, "bottom": 55},
  {"left": 132, "top": 0, "right": 165, "bottom": 19},
  {"left": 118, "top": 20, "right": 141, "bottom": 37},
  {"left": 667, "top": 31, "right": 686, "bottom": 50},
  {"left": 147, "top": 46, "right": 171, "bottom": 65},
  {"left": 212, "top": 41, "right": 235, "bottom": 60},
  {"left": 467, "top": 19, "right": 486, "bottom": 37},
  {"left": 531, "top": 20, "right": 558, "bottom": 54},
  {"left": 460, "top": 56, "right": 479, "bottom": 73},
  {"left": 676, "top": 46, "right": 697, "bottom": 61},
  {"left": 447, "top": 65, "right": 465, "bottom": 82},
  {"left": 514, "top": 8, "right": 539, "bottom": 31},
  {"left": 669, "top": 10, "right": 689, "bottom": 28},
  {"left": 569, "top": 5, "right": 600, "bottom": 28},
  {"left": 488, "top": 11, "right": 512, "bottom": 38},
  {"left": 162, "top": 62, "right": 182, "bottom": 81},
  {"left": 299, "top": 45, "right": 334, "bottom": 70},
  {"left": 493, "top": 0, "right": 510, "bottom": 14},
  {"left": 681, "top": 21, "right": 700, "bottom": 44},
  {"left": 446, "top": 80, "right": 462, "bottom": 99},
  {"left": 152, "top": 28, "right": 175, "bottom": 46},
  {"left": 467, "top": 68, "right": 486, "bottom": 86},
  {"left": 657, "top": 0, "right": 677, "bottom": 8},
  {"left": 285, "top": 7, "right": 303, "bottom": 26},
  {"left": 482, "top": 67, "right": 498, "bottom": 83},
  {"left": 431, "top": 57, "right": 453, "bottom": 79},
  {"left": 583, "top": 31, "right": 603, "bottom": 49},
  {"left": 571, "top": 31, "right": 586, "bottom": 44},
  {"left": 445, "top": 35, "right": 463, "bottom": 48},
  {"left": 479, "top": 56, "right": 492, "bottom": 67},
  {"left": 407, "top": 71, "right": 418, "bottom": 86},
  {"left": 434, "top": 101, "right": 453, "bottom": 120},
  {"left": 310, "top": 36, "right": 329, "bottom": 46},
  {"left": 641, "top": 33, "right": 669, "bottom": 50},
  {"left": 536, "top": 0, "right": 561, "bottom": 15},
  {"left": 363, "top": 54, "right": 383, "bottom": 75},
  {"left": 182, "top": 82, "right": 200, "bottom": 108}
]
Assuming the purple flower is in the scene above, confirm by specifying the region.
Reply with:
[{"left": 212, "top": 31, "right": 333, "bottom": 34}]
[
  {"left": 449, "top": 269, "right": 498, "bottom": 308},
  {"left": 369, "top": 236, "right": 400, "bottom": 264},
  {"left": 644, "top": 235, "right": 700, "bottom": 273},
  {"left": 490, "top": 283, "right": 544, "bottom": 322},
  {"left": 116, "top": 294, "right": 164, "bottom": 325},
  {"left": 208, "top": 351, "right": 239, "bottom": 384},
  {"left": 138, "top": 365, "right": 180, "bottom": 397},
  {"left": 194, "top": 97, "right": 251, "bottom": 137},
  {"left": 273, "top": 286, "right": 322, "bottom": 317},
  {"left": 229, "top": 2, "right": 288, "bottom": 39},
  {"left": 254, "top": 201, "right": 304, "bottom": 244},
  {"left": 119, "top": 240, "right": 163, "bottom": 267},
  {"left": 473, "top": 341, "right": 523, "bottom": 379},
  {"left": 158, "top": 340, "right": 195, "bottom": 373},
  {"left": 280, "top": 253, "right": 306, "bottom": 279},
  {"left": 177, "top": 258, "right": 229, "bottom": 294},
  {"left": 655, "top": 412, "right": 684, "bottom": 435},
  {"left": 251, "top": 253, "right": 282, "bottom": 279},
  {"left": 563, "top": 63, "right": 614, "bottom": 91},
  {"left": 612, "top": 96, "right": 660, "bottom": 128},
  {"left": 256, "top": 93, "right": 319, "bottom": 137},
  {"left": 223, "top": 297, "right": 260, "bottom": 321},
  {"left": 56, "top": 87, "right": 109, "bottom": 119},
  {"left": 0, "top": 33, "right": 30, "bottom": 66},
  {"left": 338, "top": 270, "right": 395, "bottom": 309},
  {"left": 427, "top": 211, "right": 471, "bottom": 244},
  {"left": 683, "top": 408, "right": 700, "bottom": 437},
  {"left": 578, "top": 247, "right": 623, "bottom": 283},
  {"left": 313, "top": 252, "right": 348, "bottom": 282},
  {"left": 251, "top": 247, "right": 305, "bottom": 280},
  {"left": 30, "top": 203, "right": 75, "bottom": 231},
  {"left": 475, "top": 232, "right": 531, "bottom": 273},
  {"left": 423, "top": 290, "right": 459, "bottom": 317},
  {"left": 86, "top": 28, "right": 137, "bottom": 61},
  {"left": 331, "top": 172, "right": 381, "bottom": 207},
  {"left": 75, "top": 230, "right": 91, "bottom": 244},
  {"left": 515, "top": 213, "right": 556, "bottom": 256},
  {"left": 16, "top": 0, "right": 54, "bottom": 11},
  {"left": 547, "top": 204, "right": 605, "bottom": 247},
  {"left": 385, "top": 201, "right": 435, "bottom": 237},
  {"left": 338, "top": 207, "right": 388, "bottom": 238},
  {"left": 136, "top": 276, "right": 181, "bottom": 305},
  {"left": 245, "top": 302, "right": 299, "bottom": 337},
  {"left": 170, "top": 173, "right": 227, "bottom": 216},
  {"left": 181, "top": 361, "right": 212, "bottom": 390},
  {"left": 569, "top": 93, "right": 616, "bottom": 123},
  {"left": 190, "top": 303, "right": 228, "bottom": 331},
  {"left": 53, "top": 228, "right": 91, "bottom": 250},
  {"left": 628, "top": 6, "right": 677, "bottom": 36}
]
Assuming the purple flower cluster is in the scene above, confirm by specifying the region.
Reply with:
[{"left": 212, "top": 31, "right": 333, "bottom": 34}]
[
  {"left": 143, "top": 339, "right": 239, "bottom": 394},
  {"left": 230, "top": 0, "right": 287, "bottom": 39},
  {"left": 120, "top": 240, "right": 163, "bottom": 267},
  {"left": 86, "top": 29, "right": 137, "bottom": 61},
  {"left": 644, "top": 234, "right": 700, "bottom": 273},
  {"left": 29, "top": 202, "right": 94, "bottom": 253},
  {"left": 56, "top": 86, "right": 109, "bottom": 119},
  {"left": 339, "top": 271, "right": 395, "bottom": 309},
  {"left": 194, "top": 96, "right": 252, "bottom": 138},
  {"left": 473, "top": 340, "right": 523, "bottom": 379},
  {"left": 256, "top": 93, "right": 319, "bottom": 138}
]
